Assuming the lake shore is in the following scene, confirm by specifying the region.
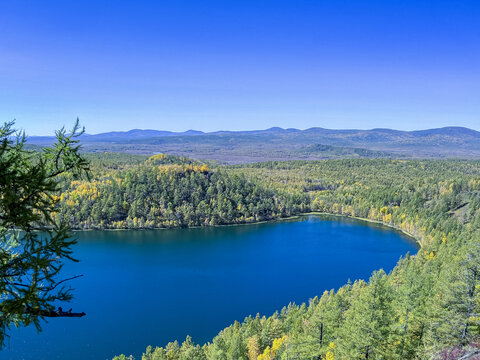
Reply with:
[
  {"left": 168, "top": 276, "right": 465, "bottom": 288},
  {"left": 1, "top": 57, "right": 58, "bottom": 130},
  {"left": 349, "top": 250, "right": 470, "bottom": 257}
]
[
  {"left": 302, "top": 212, "right": 419, "bottom": 245},
  {"left": 71, "top": 211, "right": 420, "bottom": 247}
]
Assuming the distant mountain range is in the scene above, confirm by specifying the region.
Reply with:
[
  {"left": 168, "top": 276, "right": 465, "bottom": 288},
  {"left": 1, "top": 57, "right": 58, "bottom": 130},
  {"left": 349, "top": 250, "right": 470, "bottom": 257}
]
[{"left": 27, "top": 126, "right": 480, "bottom": 163}]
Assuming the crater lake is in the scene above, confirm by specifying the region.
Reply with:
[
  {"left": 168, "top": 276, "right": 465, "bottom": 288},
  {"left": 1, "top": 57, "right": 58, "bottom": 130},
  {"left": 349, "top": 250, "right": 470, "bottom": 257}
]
[{"left": 4, "top": 215, "right": 417, "bottom": 360}]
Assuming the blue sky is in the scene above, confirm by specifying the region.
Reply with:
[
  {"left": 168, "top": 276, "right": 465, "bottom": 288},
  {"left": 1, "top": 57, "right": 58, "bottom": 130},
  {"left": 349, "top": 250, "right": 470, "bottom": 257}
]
[{"left": 0, "top": 0, "right": 479, "bottom": 135}]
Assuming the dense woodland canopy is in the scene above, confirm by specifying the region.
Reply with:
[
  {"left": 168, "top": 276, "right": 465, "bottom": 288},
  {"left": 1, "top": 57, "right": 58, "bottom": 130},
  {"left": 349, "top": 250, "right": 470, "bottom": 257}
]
[
  {"left": 54, "top": 153, "right": 308, "bottom": 229},
  {"left": 47, "top": 153, "right": 480, "bottom": 359}
]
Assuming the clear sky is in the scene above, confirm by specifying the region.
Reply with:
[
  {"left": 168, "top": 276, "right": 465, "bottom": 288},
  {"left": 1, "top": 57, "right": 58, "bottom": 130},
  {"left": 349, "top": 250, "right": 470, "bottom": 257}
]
[{"left": 0, "top": 0, "right": 479, "bottom": 135}]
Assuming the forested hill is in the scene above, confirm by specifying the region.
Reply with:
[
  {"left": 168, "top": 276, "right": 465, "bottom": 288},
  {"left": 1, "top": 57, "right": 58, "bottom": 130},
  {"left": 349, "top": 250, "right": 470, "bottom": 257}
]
[
  {"left": 28, "top": 126, "right": 480, "bottom": 163},
  {"left": 55, "top": 153, "right": 308, "bottom": 229}
]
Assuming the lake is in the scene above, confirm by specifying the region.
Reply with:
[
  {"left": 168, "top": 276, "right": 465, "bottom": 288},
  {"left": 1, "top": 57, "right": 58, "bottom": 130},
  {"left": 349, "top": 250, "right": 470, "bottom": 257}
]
[{"left": 3, "top": 215, "right": 417, "bottom": 360}]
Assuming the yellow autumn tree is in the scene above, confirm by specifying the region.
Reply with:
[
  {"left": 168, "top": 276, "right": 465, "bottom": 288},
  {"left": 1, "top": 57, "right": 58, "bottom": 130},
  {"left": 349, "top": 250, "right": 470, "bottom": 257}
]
[
  {"left": 247, "top": 336, "right": 260, "bottom": 360},
  {"left": 257, "top": 335, "right": 288, "bottom": 360}
]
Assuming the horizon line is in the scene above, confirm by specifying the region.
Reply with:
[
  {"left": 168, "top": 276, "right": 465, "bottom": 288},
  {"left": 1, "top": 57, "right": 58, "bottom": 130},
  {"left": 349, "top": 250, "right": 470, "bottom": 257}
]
[{"left": 24, "top": 124, "right": 480, "bottom": 137}]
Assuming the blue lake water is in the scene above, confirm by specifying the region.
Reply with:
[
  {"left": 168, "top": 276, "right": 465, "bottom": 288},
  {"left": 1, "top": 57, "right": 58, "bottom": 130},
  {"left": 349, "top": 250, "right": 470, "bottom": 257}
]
[{"left": 3, "top": 215, "right": 417, "bottom": 360}]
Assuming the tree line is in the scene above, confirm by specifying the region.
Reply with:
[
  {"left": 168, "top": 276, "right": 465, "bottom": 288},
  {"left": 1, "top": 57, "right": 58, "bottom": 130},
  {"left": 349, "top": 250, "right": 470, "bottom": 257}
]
[{"left": 54, "top": 154, "right": 308, "bottom": 229}]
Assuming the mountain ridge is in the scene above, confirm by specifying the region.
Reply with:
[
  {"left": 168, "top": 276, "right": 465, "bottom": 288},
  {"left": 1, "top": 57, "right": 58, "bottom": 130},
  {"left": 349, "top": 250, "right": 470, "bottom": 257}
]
[
  {"left": 26, "top": 126, "right": 480, "bottom": 163},
  {"left": 27, "top": 125, "right": 480, "bottom": 141}
]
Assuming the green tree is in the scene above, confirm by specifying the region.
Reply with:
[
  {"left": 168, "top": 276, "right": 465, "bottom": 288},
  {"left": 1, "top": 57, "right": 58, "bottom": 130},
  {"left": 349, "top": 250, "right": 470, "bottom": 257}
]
[
  {"left": 0, "top": 120, "right": 89, "bottom": 345},
  {"left": 338, "top": 271, "right": 394, "bottom": 359},
  {"left": 389, "top": 255, "right": 426, "bottom": 359},
  {"left": 424, "top": 239, "right": 480, "bottom": 354}
]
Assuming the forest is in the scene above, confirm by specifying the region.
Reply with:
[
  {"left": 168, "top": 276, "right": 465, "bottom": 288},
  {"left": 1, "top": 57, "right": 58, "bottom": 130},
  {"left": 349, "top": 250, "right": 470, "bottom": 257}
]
[
  {"left": 53, "top": 153, "right": 308, "bottom": 229},
  {"left": 50, "top": 153, "right": 480, "bottom": 359}
]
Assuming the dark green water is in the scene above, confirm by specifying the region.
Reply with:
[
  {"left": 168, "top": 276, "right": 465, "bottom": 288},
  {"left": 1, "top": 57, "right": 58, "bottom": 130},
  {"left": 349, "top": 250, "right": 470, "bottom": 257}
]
[{"left": 4, "top": 215, "right": 417, "bottom": 360}]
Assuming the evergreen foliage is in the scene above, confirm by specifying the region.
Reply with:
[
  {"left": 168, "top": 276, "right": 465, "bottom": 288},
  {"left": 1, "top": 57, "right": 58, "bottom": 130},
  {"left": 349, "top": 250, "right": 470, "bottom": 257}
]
[
  {"left": 54, "top": 155, "right": 308, "bottom": 229},
  {"left": 0, "top": 120, "right": 89, "bottom": 346}
]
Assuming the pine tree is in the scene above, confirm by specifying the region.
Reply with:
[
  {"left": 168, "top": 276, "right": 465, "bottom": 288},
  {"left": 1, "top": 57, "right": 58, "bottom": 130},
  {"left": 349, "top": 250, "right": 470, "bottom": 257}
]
[
  {"left": 338, "top": 271, "right": 394, "bottom": 359},
  {"left": 0, "top": 120, "right": 89, "bottom": 346},
  {"left": 424, "top": 238, "right": 480, "bottom": 355},
  {"left": 389, "top": 255, "right": 426, "bottom": 359}
]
